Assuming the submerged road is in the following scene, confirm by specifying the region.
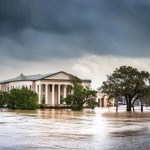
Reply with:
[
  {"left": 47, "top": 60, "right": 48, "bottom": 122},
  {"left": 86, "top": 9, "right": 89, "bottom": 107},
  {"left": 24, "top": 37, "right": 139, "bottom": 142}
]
[{"left": 0, "top": 107, "right": 150, "bottom": 150}]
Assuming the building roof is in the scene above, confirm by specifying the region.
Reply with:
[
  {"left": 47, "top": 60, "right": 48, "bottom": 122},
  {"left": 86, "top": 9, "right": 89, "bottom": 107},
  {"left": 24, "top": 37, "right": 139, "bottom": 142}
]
[{"left": 0, "top": 71, "right": 91, "bottom": 84}]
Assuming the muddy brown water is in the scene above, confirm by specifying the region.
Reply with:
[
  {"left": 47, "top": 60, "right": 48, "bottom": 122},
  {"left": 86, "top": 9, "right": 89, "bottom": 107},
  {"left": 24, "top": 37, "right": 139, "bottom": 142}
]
[{"left": 0, "top": 107, "right": 150, "bottom": 150}]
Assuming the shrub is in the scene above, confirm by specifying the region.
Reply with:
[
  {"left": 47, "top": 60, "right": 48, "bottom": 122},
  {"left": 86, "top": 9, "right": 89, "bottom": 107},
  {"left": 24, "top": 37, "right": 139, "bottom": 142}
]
[
  {"left": 0, "top": 91, "right": 9, "bottom": 108},
  {"left": 8, "top": 87, "right": 38, "bottom": 110}
]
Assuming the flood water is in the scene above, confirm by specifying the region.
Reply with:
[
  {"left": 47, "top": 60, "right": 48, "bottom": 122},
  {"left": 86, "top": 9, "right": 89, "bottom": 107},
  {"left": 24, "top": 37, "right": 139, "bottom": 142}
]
[{"left": 0, "top": 107, "right": 150, "bottom": 150}]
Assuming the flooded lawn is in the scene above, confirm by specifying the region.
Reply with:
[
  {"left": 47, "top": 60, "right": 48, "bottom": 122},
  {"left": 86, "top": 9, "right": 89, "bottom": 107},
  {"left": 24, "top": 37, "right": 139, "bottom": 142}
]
[{"left": 0, "top": 107, "right": 150, "bottom": 150}]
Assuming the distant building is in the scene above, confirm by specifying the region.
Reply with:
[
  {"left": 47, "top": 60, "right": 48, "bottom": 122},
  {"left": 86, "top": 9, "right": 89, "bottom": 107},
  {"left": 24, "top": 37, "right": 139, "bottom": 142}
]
[
  {"left": 0, "top": 71, "right": 91, "bottom": 106},
  {"left": 96, "top": 92, "right": 115, "bottom": 107}
]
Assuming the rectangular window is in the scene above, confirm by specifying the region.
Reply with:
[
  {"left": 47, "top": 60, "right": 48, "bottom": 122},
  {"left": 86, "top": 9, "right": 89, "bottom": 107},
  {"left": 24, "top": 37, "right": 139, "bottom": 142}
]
[
  {"left": 43, "top": 85, "right": 45, "bottom": 92},
  {"left": 50, "top": 85, "right": 52, "bottom": 92},
  {"left": 68, "top": 87, "right": 71, "bottom": 93},
  {"left": 60, "top": 85, "right": 63, "bottom": 92},
  {"left": 37, "top": 85, "right": 39, "bottom": 92},
  {"left": 55, "top": 85, "right": 57, "bottom": 91},
  {"left": 98, "top": 99, "right": 100, "bottom": 107},
  {"left": 30, "top": 85, "right": 32, "bottom": 90},
  {"left": 60, "top": 96, "right": 63, "bottom": 104},
  {"left": 101, "top": 98, "right": 104, "bottom": 107}
]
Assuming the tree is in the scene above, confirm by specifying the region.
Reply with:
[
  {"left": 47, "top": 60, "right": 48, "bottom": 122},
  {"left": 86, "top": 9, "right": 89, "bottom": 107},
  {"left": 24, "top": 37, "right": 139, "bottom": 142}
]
[
  {"left": 144, "top": 96, "right": 150, "bottom": 107},
  {"left": 63, "top": 75, "right": 98, "bottom": 111},
  {"left": 8, "top": 87, "right": 38, "bottom": 110},
  {"left": 100, "top": 66, "right": 150, "bottom": 111},
  {"left": 107, "top": 98, "right": 113, "bottom": 108},
  {"left": 0, "top": 91, "right": 9, "bottom": 108}
]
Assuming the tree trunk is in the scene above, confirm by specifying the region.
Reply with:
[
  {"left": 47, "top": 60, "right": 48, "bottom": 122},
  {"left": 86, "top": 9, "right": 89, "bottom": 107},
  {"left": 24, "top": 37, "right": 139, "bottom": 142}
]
[
  {"left": 132, "top": 99, "right": 136, "bottom": 112},
  {"left": 141, "top": 101, "right": 143, "bottom": 112},
  {"left": 127, "top": 99, "right": 132, "bottom": 111},
  {"left": 116, "top": 100, "right": 118, "bottom": 112},
  {"left": 126, "top": 99, "right": 129, "bottom": 111}
]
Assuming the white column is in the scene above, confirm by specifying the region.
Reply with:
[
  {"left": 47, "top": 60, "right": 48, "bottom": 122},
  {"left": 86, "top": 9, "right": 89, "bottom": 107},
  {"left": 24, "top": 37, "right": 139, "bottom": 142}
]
[
  {"left": 32, "top": 82, "right": 35, "bottom": 91},
  {"left": 64, "top": 85, "right": 67, "bottom": 98},
  {"left": 38, "top": 84, "right": 42, "bottom": 104},
  {"left": 58, "top": 84, "right": 60, "bottom": 104},
  {"left": 45, "top": 84, "right": 49, "bottom": 105},
  {"left": 52, "top": 84, "right": 55, "bottom": 105},
  {"left": 35, "top": 84, "right": 38, "bottom": 93}
]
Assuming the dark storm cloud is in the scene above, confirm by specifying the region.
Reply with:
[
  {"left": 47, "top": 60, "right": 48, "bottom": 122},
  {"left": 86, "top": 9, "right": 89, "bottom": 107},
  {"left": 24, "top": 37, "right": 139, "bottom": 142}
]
[{"left": 0, "top": 0, "right": 150, "bottom": 60}]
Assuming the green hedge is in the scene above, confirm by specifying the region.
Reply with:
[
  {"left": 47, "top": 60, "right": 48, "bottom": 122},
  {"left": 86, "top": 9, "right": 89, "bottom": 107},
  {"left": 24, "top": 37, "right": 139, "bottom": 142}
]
[{"left": 7, "top": 87, "right": 38, "bottom": 110}]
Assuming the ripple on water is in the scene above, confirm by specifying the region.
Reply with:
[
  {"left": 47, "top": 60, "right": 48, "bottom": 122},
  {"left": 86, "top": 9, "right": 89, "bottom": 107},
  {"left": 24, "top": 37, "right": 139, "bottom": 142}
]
[{"left": 0, "top": 108, "right": 150, "bottom": 150}]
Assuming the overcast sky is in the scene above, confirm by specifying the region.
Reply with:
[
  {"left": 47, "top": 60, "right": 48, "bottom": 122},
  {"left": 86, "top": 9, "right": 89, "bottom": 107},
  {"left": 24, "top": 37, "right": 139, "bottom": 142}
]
[{"left": 0, "top": 0, "right": 150, "bottom": 89}]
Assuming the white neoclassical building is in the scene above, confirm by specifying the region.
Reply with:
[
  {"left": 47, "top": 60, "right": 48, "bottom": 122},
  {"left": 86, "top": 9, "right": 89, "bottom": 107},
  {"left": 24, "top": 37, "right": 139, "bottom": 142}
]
[{"left": 0, "top": 71, "right": 91, "bottom": 106}]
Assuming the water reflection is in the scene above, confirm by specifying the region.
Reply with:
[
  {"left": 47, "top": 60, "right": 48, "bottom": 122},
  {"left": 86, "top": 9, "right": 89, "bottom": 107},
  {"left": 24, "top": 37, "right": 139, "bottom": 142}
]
[{"left": 0, "top": 108, "right": 150, "bottom": 150}]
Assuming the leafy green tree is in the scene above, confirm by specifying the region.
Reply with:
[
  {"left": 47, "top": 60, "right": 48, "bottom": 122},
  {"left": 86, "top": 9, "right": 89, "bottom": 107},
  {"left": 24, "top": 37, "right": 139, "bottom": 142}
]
[
  {"left": 64, "top": 75, "right": 97, "bottom": 111},
  {"left": 8, "top": 87, "right": 38, "bottom": 110},
  {"left": 107, "top": 99, "right": 113, "bottom": 108},
  {"left": 100, "top": 66, "right": 150, "bottom": 111},
  {"left": 42, "top": 95, "right": 45, "bottom": 105},
  {"left": 0, "top": 91, "right": 9, "bottom": 108}
]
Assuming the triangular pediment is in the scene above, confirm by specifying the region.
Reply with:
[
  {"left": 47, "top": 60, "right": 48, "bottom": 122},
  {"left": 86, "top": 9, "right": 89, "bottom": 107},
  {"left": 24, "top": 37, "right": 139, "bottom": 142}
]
[{"left": 44, "top": 72, "right": 70, "bottom": 80}]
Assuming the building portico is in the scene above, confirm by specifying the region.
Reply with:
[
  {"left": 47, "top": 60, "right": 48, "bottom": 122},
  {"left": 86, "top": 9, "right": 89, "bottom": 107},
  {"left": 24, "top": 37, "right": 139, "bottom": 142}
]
[{"left": 37, "top": 82, "right": 72, "bottom": 105}]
